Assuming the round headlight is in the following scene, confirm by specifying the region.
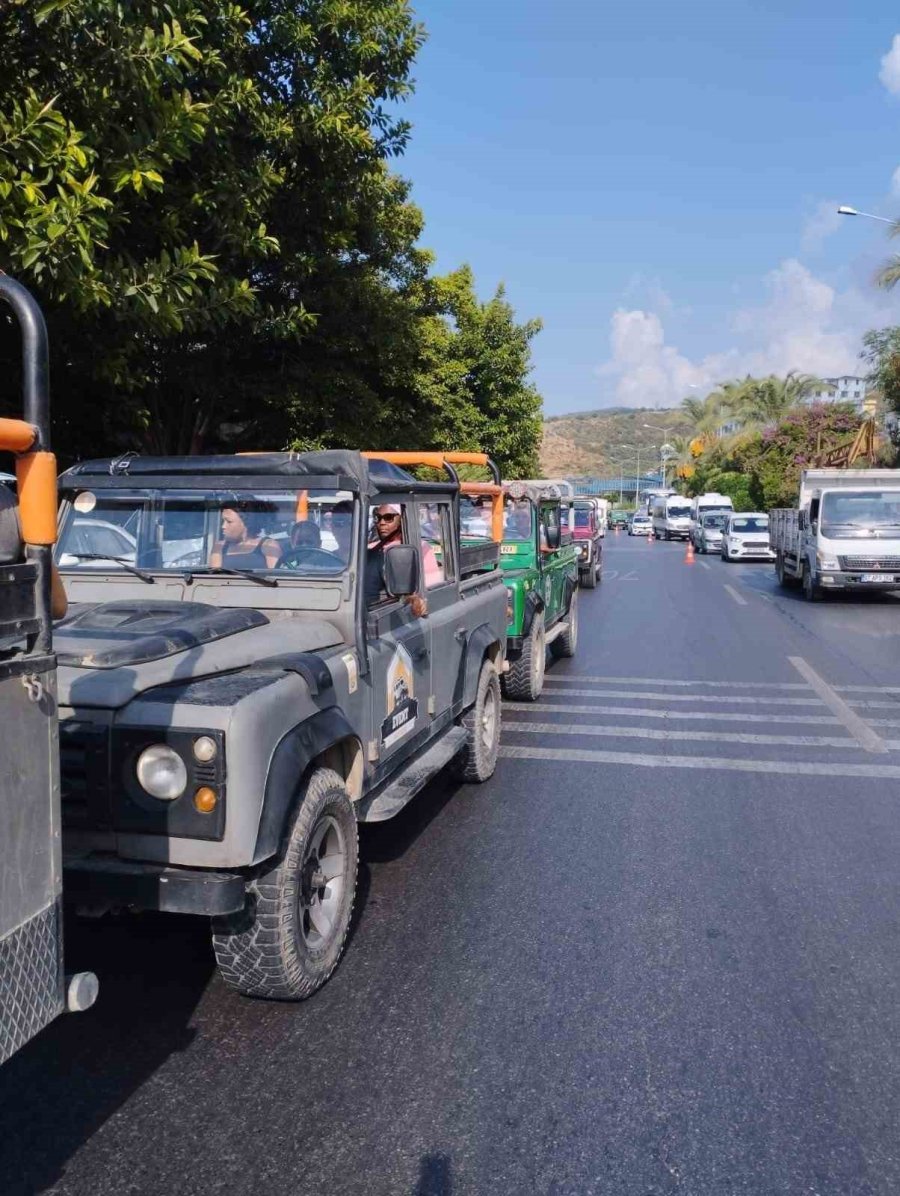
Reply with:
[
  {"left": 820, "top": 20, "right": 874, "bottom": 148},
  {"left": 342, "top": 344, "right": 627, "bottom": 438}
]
[
  {"left": 136, "top": 745, "right": 187, "bottom": 801},
  {"left": 193, "top": 735, "right": 217, "bottom": 763}
]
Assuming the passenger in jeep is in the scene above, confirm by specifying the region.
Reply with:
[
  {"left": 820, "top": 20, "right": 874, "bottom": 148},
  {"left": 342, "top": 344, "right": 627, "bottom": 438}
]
[
  {"left": 210, "top": 501, "right": 282, "bottom": 570},
  {"left": 366, "top": 503, "right": 430, "bottom": 616}
]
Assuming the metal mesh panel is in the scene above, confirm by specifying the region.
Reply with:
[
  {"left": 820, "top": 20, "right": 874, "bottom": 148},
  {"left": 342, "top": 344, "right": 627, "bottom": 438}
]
[{"left": 0, "top": 902, "right": 63, "bottom": 1064}]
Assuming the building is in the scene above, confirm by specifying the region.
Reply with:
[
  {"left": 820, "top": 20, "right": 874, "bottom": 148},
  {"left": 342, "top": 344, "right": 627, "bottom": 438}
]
[{"left": 809, "top": 376, "right": 869, "bottom": 409}]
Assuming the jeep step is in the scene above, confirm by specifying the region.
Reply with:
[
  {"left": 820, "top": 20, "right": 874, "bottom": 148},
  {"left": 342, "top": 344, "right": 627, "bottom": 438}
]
[{"left": 356, "top": 726, "right": 468, "bottom": 822}]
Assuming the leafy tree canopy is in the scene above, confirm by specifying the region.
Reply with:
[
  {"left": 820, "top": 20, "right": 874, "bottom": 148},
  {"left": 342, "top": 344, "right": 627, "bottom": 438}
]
[{"left": 0, "top": 1, "right": 544, "bottom": 476}]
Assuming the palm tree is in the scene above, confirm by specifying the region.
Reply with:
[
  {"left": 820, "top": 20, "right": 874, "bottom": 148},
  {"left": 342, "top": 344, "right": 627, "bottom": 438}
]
[{"left": 725, "top": 371, "right": 823, "bottom": 428}]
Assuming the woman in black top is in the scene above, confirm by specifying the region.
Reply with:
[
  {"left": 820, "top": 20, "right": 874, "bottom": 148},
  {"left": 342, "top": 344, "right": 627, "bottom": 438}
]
[{"left": 210, "top": 503, "right": 281, "bottom": 570}]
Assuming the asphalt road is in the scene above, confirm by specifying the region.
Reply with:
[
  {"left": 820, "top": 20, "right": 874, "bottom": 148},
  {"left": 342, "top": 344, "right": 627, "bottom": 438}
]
[{"left": 5, "top": 533, "right": 900, "bottom": 1195}]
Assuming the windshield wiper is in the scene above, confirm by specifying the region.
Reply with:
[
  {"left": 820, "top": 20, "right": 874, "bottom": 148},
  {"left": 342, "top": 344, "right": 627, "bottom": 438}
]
[
  {"left": 64, "top": 553, "right": 155, "bottom": 583},
  {"left": 189, "top": 566, "right": 278, "bottom": 588}
]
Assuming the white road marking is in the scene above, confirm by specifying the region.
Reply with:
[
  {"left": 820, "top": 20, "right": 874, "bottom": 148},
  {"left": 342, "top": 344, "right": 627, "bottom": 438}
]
[
  {"left": 539, "top": 688, "right": 823, "bottom": 706},
  {"left": 503, "top": 720, "right": 861, "bottom": 749},
  {"left": 499, "top": 744, "right": 900, "bottom": 779},
  {"left": 789, "top": 655, "right": 888, "bottom": 755},
  {"left": 724, "top": 584, "right": 748, "bottom": 606},
  {"left": 847, "top": 698, "right": 900, "bottom": 709},
  {"left": 504, "top": 701, "right": 840, "bottom": 725},
  {"left": 839, "top": 685, "right": 900, "bottom": 693},
  {"left": 698, "top": 560, "right": 711, "bottom": 570},
  {"left": 543, "top": 675, "right": 809, "bottom": 690}
]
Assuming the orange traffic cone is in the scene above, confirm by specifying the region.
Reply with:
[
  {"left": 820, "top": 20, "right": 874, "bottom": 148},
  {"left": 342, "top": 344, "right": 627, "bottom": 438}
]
[
  {"left": 648, "top": 527, "right": 654, "bottom": 542},
  {"left": 684, "top": 539, "right": 695, "bottom": 565}
]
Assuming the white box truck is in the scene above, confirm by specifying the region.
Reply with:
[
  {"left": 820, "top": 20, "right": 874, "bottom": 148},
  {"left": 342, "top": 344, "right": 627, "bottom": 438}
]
[{"left": 770, "top": 468, "right": 900, "bottom": 601}]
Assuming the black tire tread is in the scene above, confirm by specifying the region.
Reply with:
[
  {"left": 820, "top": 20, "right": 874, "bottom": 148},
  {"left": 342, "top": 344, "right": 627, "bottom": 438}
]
[
  {"left": 502, "top": 613, "right": 544, "bottom": 701},
  {"left": 454, "top": 659, "right": 502, "bottom": 782}
]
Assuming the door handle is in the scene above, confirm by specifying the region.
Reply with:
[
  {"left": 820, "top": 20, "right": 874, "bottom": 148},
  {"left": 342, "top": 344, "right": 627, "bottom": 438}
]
[{"left": 454, "top": 626, "right": 466, "bottom": 642}]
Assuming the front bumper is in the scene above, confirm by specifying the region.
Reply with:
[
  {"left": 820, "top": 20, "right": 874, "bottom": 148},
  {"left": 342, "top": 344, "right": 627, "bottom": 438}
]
[
  {"left": 64, "top": 855, "right": 246, "bottom": 915},
  {"left": 819, "top": 571, "right": 900, "bottom": 591},
  {"left": 725, "top": 544, "right": 775, "bottom": 560}
]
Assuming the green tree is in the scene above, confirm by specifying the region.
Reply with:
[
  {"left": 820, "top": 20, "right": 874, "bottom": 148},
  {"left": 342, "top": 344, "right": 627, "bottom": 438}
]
[
  {"left": 861, "top": 327, "right": 900, "bottom": 414},
  {"left": 0, "top": 0, "right": 428, "bottom": 457},
  {"left": 722, "top": 371, "right": 823, "bottom": 428}
]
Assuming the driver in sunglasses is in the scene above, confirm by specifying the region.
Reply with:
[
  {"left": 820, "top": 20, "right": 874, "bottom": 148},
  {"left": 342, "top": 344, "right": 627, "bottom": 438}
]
[{"left": 366, "top": 503, "right": 428, "bottom": 616}]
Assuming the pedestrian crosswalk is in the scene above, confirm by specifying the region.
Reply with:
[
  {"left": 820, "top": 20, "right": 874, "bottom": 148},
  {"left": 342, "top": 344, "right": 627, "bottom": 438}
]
[{"left": 500, "top": 669, "right": 900, "bottom": 780}]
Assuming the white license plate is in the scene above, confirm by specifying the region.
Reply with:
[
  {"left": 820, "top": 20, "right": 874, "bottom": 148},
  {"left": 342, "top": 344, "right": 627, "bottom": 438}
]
[{"left": 860, "top": 573, "right": 895, "bottom": 583}]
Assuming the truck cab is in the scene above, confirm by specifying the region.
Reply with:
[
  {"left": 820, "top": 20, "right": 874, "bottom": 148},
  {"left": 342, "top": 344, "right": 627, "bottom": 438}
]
[
  {"left": 56, "top": 449, "right": 508, "bottom": 1000},
  {"left": 771, "top": 469, "right": 900, "bottom": 600}
]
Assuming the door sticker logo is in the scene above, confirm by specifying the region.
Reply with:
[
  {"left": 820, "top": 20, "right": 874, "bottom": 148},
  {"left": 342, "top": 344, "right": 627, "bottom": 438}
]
[{"left": 381, "top": 643, "right": 418, "bottom": 749}]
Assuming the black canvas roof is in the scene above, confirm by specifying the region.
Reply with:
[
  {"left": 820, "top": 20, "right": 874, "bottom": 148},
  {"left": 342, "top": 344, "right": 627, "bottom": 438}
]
[{"left": 58, "top": 450, "right": 421, "bottom": 497}]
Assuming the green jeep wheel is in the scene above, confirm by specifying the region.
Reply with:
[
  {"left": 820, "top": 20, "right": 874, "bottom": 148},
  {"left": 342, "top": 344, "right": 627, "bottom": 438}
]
[{"left": 503, "top": 610, "right": 545, "bottom": 701}]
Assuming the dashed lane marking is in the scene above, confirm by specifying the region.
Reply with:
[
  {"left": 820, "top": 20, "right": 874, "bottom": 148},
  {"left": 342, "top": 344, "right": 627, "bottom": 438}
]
[
  {"left": 504, "top": 701, "right": 839, "bottom": 725},
  {"left": 789, "top": 655, "right": 888, "bottom": 755},
  {"left": 504, "top": 720, "right": 861, "bottom": 749},
  {"left": 724, "top": 583, "right": 748, "bottom": 606},
  {"left": 698, "top": 561, "right": 711, "bottom": 570},
  {"left": 498, "top": 744, "right": 900, "bottom": 779}
]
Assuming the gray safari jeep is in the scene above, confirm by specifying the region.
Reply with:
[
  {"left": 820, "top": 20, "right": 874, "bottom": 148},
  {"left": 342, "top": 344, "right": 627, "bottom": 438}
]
[{"left": 56, "top": 449, "right": 507, "bottom": 999}]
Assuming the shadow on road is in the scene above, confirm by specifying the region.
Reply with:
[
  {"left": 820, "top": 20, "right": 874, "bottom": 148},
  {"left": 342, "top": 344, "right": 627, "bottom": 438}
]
[
  {"left": 0, "top": 911, "right": 213, "bottom": 1196},
  {"left": 414, "top": 1152, "right": 453, "bottom": 1195}
]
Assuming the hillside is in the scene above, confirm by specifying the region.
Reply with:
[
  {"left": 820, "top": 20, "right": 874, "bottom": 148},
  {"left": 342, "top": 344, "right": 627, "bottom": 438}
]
[{"left": 540, "top": 406, "right": 692, "bottom": 477}]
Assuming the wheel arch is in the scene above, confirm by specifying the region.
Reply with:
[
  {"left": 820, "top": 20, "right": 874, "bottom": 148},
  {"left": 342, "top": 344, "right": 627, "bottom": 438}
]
[
  {"left": 254, "top": 709, "right": 363, "bottom": 861},
  {"left": 460, "top": 621, "right": 503, "bottom": 708}
]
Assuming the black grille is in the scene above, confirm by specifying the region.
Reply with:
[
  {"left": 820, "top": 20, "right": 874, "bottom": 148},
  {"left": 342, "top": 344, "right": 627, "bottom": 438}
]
[
  {"left": 839, "top": 557, "right": 900, "bottom": 571},
  {"left": 59, "top": 721, "right": 110, "bottom": 828}
]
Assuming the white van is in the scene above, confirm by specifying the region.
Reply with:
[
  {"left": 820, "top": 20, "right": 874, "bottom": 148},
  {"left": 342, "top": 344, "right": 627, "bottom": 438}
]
[
  {"left": 651, "top": 494, "right": 693, "bottom": 540},
  {"left": 690, "top": 492, "right": 734, "bottom": 527}
]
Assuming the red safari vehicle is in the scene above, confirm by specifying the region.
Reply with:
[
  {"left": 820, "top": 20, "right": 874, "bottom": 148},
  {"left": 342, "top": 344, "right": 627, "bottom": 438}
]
[{"left": 572, "top": 498, "right": 602, "bottom": 588}]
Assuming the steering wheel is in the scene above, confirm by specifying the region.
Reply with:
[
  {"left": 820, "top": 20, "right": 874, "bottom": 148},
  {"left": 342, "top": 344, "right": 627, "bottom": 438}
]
[{"left": 278, "top": 547, "right": 344, "bottom": 571}]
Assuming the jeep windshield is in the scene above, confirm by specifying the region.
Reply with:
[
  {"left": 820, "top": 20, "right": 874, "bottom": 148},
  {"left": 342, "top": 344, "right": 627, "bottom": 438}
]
[
  {"left": 56, "top": 487, "right": 356, "bottom": 577},
  {"left": 820, "top": 491, "right": 900, "bottom": 538}
]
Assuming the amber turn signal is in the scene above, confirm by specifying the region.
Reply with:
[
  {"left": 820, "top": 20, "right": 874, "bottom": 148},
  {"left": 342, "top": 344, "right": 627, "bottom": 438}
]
[{"left": 193, "top": 786, "right": 218, "bottom": 814}]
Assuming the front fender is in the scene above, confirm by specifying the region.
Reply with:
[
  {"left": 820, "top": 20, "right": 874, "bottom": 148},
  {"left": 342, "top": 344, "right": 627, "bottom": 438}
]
[
  {"left": 254, "top": 708, "right": 360, "bottom": 862},
  {"left": 459, "top": 621, "right": 502, "bottom": 708},
  {"left": 522, "top": 589, "right": 544, "bottom": 637}
]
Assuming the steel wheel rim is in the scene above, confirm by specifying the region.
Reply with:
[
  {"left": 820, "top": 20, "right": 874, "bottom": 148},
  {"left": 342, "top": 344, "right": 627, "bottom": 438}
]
[
  {"left": 481, "top": 679, "right": 497, "bottom": 752},
  {"left": 299, "top": 814, "right": 346, "bottom": 950}
]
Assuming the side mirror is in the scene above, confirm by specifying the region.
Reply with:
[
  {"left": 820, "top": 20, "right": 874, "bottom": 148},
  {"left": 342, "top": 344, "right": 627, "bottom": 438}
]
[
  {"left": 544, "top": 523, "right": 561, "bottom": 550},
  {"left": 383, "top": 544, "right": 420, "bottom": 598}
]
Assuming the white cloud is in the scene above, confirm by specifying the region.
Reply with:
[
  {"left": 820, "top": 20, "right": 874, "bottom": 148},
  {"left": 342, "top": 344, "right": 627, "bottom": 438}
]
[
  {"left": 891, "top": 166, "right": 900, "bottom": 197},
  {"left": 595, "top": 259, "right": 891, "bottom": 409},
  {"left": 881, "top": 34, "right": 900, "bottom": 95},
  {"left": 800, "top": 200, "right": 842, "bottom": 252}
]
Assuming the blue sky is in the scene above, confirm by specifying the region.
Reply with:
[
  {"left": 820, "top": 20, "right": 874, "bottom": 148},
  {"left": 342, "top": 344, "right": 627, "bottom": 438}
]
[{"left": 401, "top": 0, "right": 900, "bottom": 414}]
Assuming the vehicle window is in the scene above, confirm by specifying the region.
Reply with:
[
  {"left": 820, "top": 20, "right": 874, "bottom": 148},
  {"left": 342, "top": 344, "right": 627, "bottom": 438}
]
[
  {"left": 57, "top": 488, "right": 355, "bottom": 577},
  {"left": 667, "top": 503, "right": 692, "bottom": 518},
  {"left": 460, "top": 495, "right": 492, "bottom": 541},
  {"left": 730, "top": 516, "right": 768, "bottom": 533},
  {"left": 702, "top": 514, "right": 726, "bottom": 528},
  {"left": 503, "top": 499, "right": 533, "bottom": 542},
  {"left": 418, "top": 501, "right": 452, "bottom": 588},
  {"left": 574, "top": 508, "right": 592, "bottom": 528}
]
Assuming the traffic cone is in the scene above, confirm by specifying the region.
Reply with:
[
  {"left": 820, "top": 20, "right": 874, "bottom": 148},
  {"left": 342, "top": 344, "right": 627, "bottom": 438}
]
[
  {"left": 647, "top": 527, "right": 654, "bottom": 542},
  {"left": 684, "top": 539, "right": 695, "bottom": 564}
]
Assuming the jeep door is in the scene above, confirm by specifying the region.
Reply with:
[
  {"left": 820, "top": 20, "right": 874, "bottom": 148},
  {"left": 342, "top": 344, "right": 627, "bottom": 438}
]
[
  {"left": 416, "top": 497, "right": 465, "bottom": 719},
  {"left": 365, "top": 498, "right": 433, "bottom": 777}
]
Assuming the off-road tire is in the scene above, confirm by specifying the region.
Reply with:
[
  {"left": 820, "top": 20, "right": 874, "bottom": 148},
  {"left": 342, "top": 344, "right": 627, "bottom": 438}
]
[
  {"left": 802, "top": 563, "right": 821, "bottom": 602},
  {"left": 212, "top": 768, "right": 358, "bottom": 1001},
  {"left": 502, "top": 612, "right": 545, "bottom": 701},
  {"left": 581, "top": 562, "right": 597, "bottom": 589},
  {"left": 453, "top": 658, "right": 501, "bottom": 782},
  {"left": 551, "top": 589, "right": 579, "bottom": 659},
  {"left": 776, "top": 552, "right": 795, "bottom": 588}
]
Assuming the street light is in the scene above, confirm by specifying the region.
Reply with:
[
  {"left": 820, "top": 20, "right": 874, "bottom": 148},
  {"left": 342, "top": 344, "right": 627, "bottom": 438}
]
[{"left": 837, "top": 205, "right": 894, "bottom": 224}]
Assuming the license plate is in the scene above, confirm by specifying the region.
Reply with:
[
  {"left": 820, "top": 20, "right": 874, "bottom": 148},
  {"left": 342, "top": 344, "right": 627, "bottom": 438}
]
[{"left": 860, "top": 573, "right": 895, "bottom": 583}]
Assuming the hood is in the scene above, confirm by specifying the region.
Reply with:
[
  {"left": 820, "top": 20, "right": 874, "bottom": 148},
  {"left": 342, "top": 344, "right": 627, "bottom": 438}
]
[{"left": 56, "top": 600, "right": 344, "bottom": 709}]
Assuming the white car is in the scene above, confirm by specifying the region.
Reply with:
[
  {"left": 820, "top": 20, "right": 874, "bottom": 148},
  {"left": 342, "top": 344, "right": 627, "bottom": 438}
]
[
  {"left": 721, "top": 513, "right": 775, "bottom": 562},
  {"left": 629, "top": 513, "right": 652, "bottom": 536}
]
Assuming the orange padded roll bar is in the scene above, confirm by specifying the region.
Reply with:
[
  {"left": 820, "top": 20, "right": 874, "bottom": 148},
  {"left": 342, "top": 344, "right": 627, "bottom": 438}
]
[
  {"left": 295, "top": 489, "right": 309, "bottom": 521},
  {"left": 459, "top": 481, "right": 505, "bottom": 543},
  {"left": 0, "top": 417, "right": 37, "bottom": 454},
  {"left": 16, "top": 451, "right": 57, "bottom": 545}
]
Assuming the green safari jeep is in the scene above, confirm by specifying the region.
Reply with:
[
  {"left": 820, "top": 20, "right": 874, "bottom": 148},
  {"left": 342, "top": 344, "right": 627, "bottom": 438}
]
[{"left": 461, "top": 481, "right": 579, "bottom": 701}]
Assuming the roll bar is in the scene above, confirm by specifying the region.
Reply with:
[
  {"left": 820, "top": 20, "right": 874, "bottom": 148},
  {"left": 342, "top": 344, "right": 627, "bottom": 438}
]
[
  {"left": 362, "top": 451, "right": 504, "bottom": 542},
  {"left": 0, "top": 276, "right": 58, "bottom": 652}
]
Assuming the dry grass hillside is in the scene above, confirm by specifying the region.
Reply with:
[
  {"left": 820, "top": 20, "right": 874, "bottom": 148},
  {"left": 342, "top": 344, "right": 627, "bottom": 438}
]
[{"left": 540, "top": 407, "right": 691, "bottom": 477}]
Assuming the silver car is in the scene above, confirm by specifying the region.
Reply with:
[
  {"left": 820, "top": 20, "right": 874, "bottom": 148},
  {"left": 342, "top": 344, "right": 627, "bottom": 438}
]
[{"left": 694, "top": 511, "right": 726, "bottom": 554}]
